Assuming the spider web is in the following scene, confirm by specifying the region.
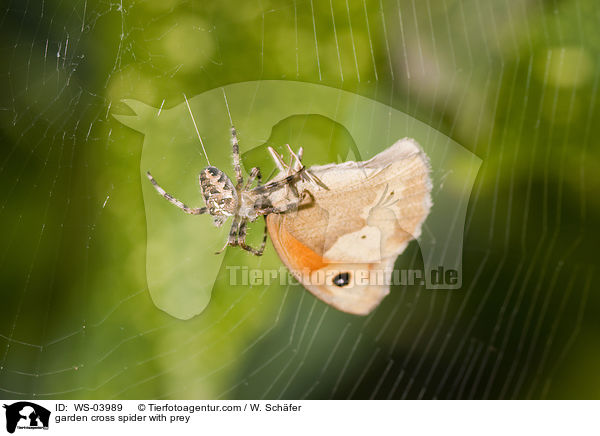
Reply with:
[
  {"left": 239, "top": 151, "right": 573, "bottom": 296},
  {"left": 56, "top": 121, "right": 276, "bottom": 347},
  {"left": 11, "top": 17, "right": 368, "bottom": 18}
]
[{"left": 0, "top": 0, "right": 598, "bottom": 400}]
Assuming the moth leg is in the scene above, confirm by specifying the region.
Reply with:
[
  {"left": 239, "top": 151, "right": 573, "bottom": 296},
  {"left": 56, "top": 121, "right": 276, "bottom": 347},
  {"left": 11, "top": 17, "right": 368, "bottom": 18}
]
[
  {"left": 147, "top": 172, "right": 207, "bottom": 215},
  {"left": 283, "top": 154, "right": 295, "bottom": 199},
  {"left": 238, "top": 218, "right": 267, "bottom": 256},
  {"left": 230, "top": 126, "right": 244, "bottom": 189},
  {"left": 286, "top": 145, "right": 326, "bottom": 190},
  {"left": 215, "top": 215, "right": 240, "bottom": 254},
  {"left": 244, "top": 167, "right": 262, "bottom": 190},
  {"left": 287, "top": 171, "right": 299, "bottom": 199},
  {"left": 267, "top": 146, "right": 289, "bottom": 172},
  {"left": 303, "top": 170, "right": 328, "bottom": 190},
  {"left": 285, "top": 144, "right": 304, "bottom": 171},
  {"left": 266, "top": 146, "right": 327, "bottom": 190}
]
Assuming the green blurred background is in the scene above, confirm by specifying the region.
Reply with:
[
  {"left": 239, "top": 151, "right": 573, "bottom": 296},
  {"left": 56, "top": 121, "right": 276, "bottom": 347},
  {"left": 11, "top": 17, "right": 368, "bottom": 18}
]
[{"left": 0, "top": 0, "right": 598, "bottom": 399}]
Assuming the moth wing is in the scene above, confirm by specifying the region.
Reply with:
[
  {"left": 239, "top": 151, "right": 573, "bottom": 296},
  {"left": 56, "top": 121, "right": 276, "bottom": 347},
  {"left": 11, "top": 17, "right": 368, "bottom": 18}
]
[
  {"left": 267, "top": 213, "right": 392, "bottom": 315},
  {"left": 312, "top": 137, "right": 432, "bottom": 262},
  {"left": 267, "top": 138, "right": 432, "bottom": 315}
]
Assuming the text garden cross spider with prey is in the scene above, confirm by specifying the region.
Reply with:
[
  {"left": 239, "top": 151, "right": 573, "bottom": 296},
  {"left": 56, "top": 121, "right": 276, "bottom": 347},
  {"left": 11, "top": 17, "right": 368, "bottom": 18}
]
[{"left": 146, "top": 125, "right": 324, "bottom": 256}]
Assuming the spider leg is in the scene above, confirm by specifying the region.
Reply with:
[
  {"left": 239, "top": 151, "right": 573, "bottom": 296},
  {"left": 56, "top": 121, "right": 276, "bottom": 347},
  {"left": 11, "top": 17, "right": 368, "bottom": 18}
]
[
  {"left": 261, "top": 203, "right": 297, "bottom": 215},
  {"left": 243, "top": 167, "right": 262, "bottom": 190},
  {"left": 230, "top": 126, "right": 244, "bottom": 189},
  {"left": 238, "top": 218, "right": 267, "bottom": 256},
  {"left": 256, "top": 167, "right": 263, "bottom": 186},
  {"left": 147, "top": 172, "right": 207, "bottom": 215},
  {"left": 251, "top": 170, "right": 305, "bottom": 195},
  {"left": 215, "top": 215, "right": 240, "bottom": 254},
  {"left": 259, "top": 191, "right": 313, "bottom": 215}
]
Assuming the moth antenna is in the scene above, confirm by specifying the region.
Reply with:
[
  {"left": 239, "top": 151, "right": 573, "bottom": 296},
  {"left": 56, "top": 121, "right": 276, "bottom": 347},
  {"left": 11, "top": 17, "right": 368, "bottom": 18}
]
[
  {"left": 268, "top": 146, "right": 287, "bottom": 171},
  {"left": 297, "top": 147, "right": 304, "bottom": 161},
  {"left": 183, "top": 93, "right": 211, "bottom": 166}
]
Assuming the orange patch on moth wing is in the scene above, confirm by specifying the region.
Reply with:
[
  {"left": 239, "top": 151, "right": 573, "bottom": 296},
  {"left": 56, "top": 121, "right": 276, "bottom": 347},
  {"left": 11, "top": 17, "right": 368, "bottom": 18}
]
[{"left": 268, "top": 215, "right": 329, "bottom": 272}]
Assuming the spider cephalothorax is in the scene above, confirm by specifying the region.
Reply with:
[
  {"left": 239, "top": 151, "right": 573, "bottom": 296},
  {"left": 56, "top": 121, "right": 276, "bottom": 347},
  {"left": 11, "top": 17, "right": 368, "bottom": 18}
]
[{"left": 147, "top": 126, "right": 324, "bottom": 255}]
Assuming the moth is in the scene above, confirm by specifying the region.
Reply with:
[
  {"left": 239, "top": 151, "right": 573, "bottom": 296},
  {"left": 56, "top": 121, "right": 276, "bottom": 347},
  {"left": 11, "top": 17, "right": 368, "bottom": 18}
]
[
  {"left": 267, "top": 137, "right": 432, "bottom": 315},
  {"left": 148, "top": 127, "right": 431, "bottom": 315}
]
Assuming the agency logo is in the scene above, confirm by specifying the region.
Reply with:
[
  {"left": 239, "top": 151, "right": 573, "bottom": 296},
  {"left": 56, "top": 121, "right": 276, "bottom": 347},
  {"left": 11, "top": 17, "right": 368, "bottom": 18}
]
[
  {"left": 2, "top": 402, "right": 50, "bottom": 434},
  {"left": 113, "top": 81, "right": 481, "bottom": 319}
]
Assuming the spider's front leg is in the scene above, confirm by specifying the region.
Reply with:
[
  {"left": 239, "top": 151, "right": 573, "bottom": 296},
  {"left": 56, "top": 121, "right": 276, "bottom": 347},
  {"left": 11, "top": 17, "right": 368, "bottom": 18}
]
[
  {"left": 230, "top": 126, "right": 244, "bottom": 189},
  {"left": 243, "top": 167, "right": 262, "bottom": 190},
  {"left": 237, "top": 218, "right": 267, "bottom": 256},
  {"left": 259, "top": 190, "right": 315, "bottom": 215}
]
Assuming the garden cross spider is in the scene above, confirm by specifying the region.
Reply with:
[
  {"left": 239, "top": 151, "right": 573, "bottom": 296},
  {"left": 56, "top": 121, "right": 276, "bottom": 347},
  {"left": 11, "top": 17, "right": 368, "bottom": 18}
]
[{"left": 146, "top": 126, "right": 324, "bottom": 256}]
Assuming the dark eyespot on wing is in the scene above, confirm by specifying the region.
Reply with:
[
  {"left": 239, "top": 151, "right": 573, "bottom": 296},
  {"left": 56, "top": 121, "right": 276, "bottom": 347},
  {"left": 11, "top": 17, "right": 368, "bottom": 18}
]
[{"left": 332, "top": 272, "right": 351, "bottom": 287}]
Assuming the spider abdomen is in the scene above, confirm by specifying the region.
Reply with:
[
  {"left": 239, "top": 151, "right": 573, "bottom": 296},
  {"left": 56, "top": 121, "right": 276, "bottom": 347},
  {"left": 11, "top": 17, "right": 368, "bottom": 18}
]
[{"left": 199, "top": 166, "right": 237, "bottom": 218}]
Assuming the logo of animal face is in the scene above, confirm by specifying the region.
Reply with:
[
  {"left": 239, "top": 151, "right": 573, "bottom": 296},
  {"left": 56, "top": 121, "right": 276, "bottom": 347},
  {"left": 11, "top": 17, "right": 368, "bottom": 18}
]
[
  {"left": 3, "top": 402, "right": 50, "bottom": 433},
  {"left": 113, "top": 81, "right": 481, "bottom": 318}
]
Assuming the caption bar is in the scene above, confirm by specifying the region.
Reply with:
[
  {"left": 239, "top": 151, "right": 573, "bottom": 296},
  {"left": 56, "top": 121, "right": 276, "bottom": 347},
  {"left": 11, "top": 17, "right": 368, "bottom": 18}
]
[{"left": 1, "top": 400, "right": 596, "bottom": 436}]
